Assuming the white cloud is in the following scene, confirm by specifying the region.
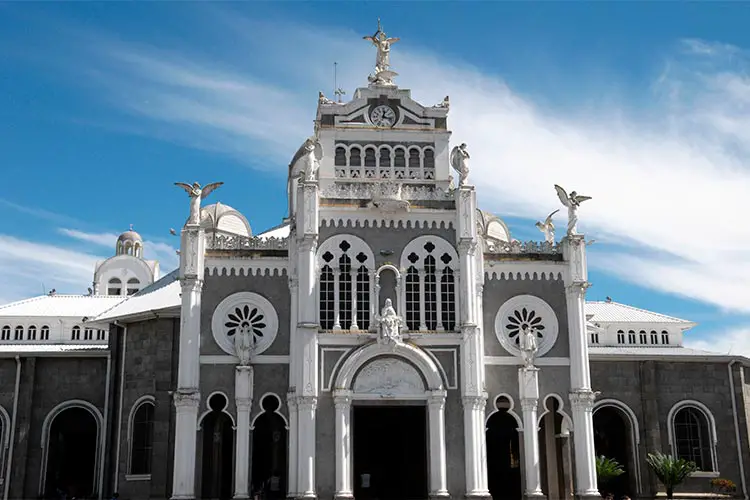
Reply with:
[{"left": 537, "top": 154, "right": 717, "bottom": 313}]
[
  {"left": 58, "top": 228, "right": 118, "bottom": 248},
  {"left": 685, "top": 326, "right": 750, "bottom": 357},
  {"left": 31, "top": 17, "right": 750, "bottom": 316}
]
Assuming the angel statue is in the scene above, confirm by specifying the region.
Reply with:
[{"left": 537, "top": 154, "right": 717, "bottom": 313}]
[
  {"left": 519, "top": 325, "right": 539, "bottom": 369},
  {"left": 535, "top": 209, "right": 560, "bottom": 244},
  {"left": 377, "top": 298, "right": 404, "bottom": 344},
  {"left": 554, "top": 184, "right": 592, "bottom": 237},
  {"left": 290, "top": 136, "right": 323, "bottom": 181},
  {"left": 450, "top": 143, "right": 470, "bottom": 186},
  {"left": 175, "top": 181, "right": 224, "bottom": 225},
  {"left": 363, "top": 19, "right": 400, "bottom": 74},
  {"left": 233, "top": 324, "right": 254, "bottom": 366}
]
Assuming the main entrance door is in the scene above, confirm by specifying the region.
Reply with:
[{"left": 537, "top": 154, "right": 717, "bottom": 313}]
[{"left": 353, "top": 405, "right": 428, "bottom": 500}]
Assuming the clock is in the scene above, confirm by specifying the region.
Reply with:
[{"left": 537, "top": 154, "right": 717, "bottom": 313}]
[{"left": 370, "top": 105, "right": 396, "bottom": 128}]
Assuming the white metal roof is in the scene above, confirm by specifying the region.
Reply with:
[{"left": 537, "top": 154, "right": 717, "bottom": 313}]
[
  {"left": 95, "top": 269, "right": 181, "bottom": 322},
  {"left": 589, "top": 345, "right": 721, "bottom": 357},
  {"left": 0, "top": 343, "right": 108, "bottom": 354},
  {"left": 0, "top": 294, "right": 124, "bottom": 319},
  {"left": 585, "top": 301, "right": 693, "bottom": 325},
  {"left": 257, "top": 223, "right": 290, "bottom": 240}
]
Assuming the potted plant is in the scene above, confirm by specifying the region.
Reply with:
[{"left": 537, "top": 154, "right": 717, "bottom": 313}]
[
  {"left": 596, "top": 455, "right": 625, "bottom": 498},
  {"left": 646, "top": 452, "right": 698, "bottom": 500},
  {"left": 710, "top": 478, "right": 737, "bottom": 497}
]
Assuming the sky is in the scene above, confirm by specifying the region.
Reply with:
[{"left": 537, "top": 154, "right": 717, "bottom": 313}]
[{"left": 1, "top": 2, "right": 749, "bottom": 353}]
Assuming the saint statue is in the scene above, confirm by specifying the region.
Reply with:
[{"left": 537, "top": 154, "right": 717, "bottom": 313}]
[
  {"left": 290, "top": 136, "right": 322, "bottom": 181},
  {"left": 450, "top": 143, "right": 471, "bottom": 186},
  {"left": 519, "top": 325, "right": 538, "bottom": 369},
  {"left": 234, "top": 323, "right": 254, "bottom": 366},
  {"left": 377, "top": 298, "right": 404, "bottom": 344},
  {"left": 535, "top": 209, "right": 560, "bottom": 244},
  {"left": 554, "top": 184, "right": 592, "bottom": 237},
  {"left": 363, "top": 19, "right": 400, "bottom": 85},
  {"left": 175, "top": 181, "right": 224, "bottom": 225}
]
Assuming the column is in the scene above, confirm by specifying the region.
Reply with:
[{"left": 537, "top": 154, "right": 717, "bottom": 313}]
[
  {"left": 569, "top": 391, "right": 598, "bottom": 499},
  {"left": 172, "top": 225, "right": 205, "bottom": 500},
  {"left": 463, "top": 394, "right": 490, "bottom": 499},
  {"left": 428, "top": 390, "right": 449, "bottom": 499},
  {"left": 297, "top": 396, "right": 318, "bottom": 499},
  {"left": 286, "top": 393, "right": 299, "bottom": 499},
  {"left": 333, "top": 391, "right": 353, "bottom": 500},
  {"left": 544, "top": 413, "right": 559, "bottom": 500},
  {"left": 559, "top": 431, "right": 574, "bottom": 500},
  {"left": 418, "top": 270, "right": 427, "bottom": 331},
  {"left": 234, "top": 366, "right": 254, "bottom": 499},
  {"left": 519, "top": 367, "right": 544, "bottom": 499}
]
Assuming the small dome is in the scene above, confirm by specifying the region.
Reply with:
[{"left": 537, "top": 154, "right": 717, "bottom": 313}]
[
  {"left": 476, "top": 209, "right": 511, "bottom": 249},
  {"left": 199, "top": 202, "right": 252, "bottom": 237},
  {"left": 116, "top": 225, "right": 144, "bottom": 257}
]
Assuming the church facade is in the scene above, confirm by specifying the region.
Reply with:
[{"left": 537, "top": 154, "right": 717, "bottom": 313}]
[{"left": 1, "top": 24, "right": 750, "bottom": 500}]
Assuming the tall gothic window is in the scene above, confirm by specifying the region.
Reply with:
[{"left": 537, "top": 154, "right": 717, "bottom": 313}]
[
  {"left": 672, "top": 405, "right": 714, "bottom": 471},
  {"left": 401, "top": 237, "right": 458, "bottom": 332},
  {"left": 129, "top": 399, "right": 156, "bottom": 475},
  {"left": 318, "top": 236, "right": 374, "bottom": 332}
]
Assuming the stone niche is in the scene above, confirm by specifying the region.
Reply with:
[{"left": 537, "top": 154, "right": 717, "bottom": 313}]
[{"left": 352, "top": 357, "right": 425, "bottom": 397}]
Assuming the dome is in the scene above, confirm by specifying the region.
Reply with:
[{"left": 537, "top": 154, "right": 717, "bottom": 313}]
[
  {"left": 476, "top": 209, "right": 511, "bottom": 249},
  {"left": 199, "top": 202, "right": 252, "bottom": 237},
  {"left": 116, "top": 225, "right": 144, "bottom": 257}
]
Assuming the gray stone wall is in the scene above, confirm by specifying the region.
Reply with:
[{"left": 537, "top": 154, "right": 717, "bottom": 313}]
[{"left": 482, "top": 276, "right": 570, "bottom": 359}]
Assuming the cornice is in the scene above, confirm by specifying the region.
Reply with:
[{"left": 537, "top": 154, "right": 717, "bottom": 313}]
[{"left": 205, "top": 257, "right": 288, "bottom": 277}]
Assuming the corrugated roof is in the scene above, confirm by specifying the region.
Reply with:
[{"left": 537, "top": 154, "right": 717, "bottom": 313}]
[
  {"left": 585, "top": 301, "right": 692, "bottom": 324},
  {"left": 257, "top": 223, "right": 290, "bottom": 240},
  {"left": 0, "top": 343, "right": 108, "bottom": 353},
  {"left": 95, "top": 269, "right": 181, "bottom": 321},
  {"left": 589, "top": 345, "right": 721, "bottom": 357},
  {"left": 0, "top": 294, "right": 124, "bottom": 318}
]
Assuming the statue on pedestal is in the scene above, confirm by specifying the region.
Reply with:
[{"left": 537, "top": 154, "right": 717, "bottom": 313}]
[
  {"left": 291, "top": 136, "right": 322, "bottom": 181},
  {"left": 234, "top": 324, "right": 254, "bottom": 366},
  {"left": 520, "top": 325, "right": 539, "bottom": 369},
  {"left": 175, "top": 181, "right": 224, "bottom": 225},
  {"left": 535, "top": 209, "right": 560, "bottom": 244},
  {"left": 363, "top": 19, "right": 400, "bottom": 86},
  {"left": 450, "top": 143, "right": 471, "bottom": 186},
  {"left": 376, "top": 298, "right": 404, "bottom": 344},
  {"left": 554, "top": 184, "right": 592, "bottom": 236}
]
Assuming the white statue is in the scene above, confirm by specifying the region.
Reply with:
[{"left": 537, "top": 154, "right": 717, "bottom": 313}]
[
  {"left": 318, "top": 91, "right": 335, "bottom": 105},
  {"left": 450, "top": 143, "right": 470, "bottom": 186},
  {"left": 175, "top": 181, "right": 223, "bottom": 225},
  {"left": 234, "top": 325, "right": 254, "bottom": 366},
  {"left": 535, "top": 209, "right": 560, "bottom": 244},
  {"left": 291, "top": 137, "right": 322, "bottom": 181},
  {"left": 519, "top": 325, "right": 538, "bottom": 369},
  {"left": 377, "top": 298, "right": 404, "bottom": 344},
  {"left": 363, "top": 19, "right": 400, "bottom": 74},
  {"left": 554, "top": 184, "right": 592, "bottom": 236}
]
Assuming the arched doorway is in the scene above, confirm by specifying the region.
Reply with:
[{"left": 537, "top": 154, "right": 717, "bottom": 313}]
[
  {"left": 251, "top": 395, "right": 288, "bottom": 499},
  {"left": 44, "top": 406, "right": 99, "bottom": 498},
  {"left": 594, "top": 406, "right": 634, "bottom": 498},
  {"left": 201, "top": 393, "right": 234, "bottom": 500},
  {"left": 486, "top": 396, "right": 521, "bottom": 500}
]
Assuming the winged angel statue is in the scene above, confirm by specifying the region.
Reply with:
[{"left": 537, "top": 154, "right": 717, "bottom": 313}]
[
  {"left": 535, "top": 209, "right": 559, "bottom": 244},
  {"left": 554, "top": 184, "right": 592, "bottom": 236},
  {"left": 175, "top": 181, "right": 224, "bottom": 225},
  {"left": 450, "top": 143, "right": 470, "bottom": 187},
  {"left": 290, "top": 136, "right": 323, "bottom": 181}
]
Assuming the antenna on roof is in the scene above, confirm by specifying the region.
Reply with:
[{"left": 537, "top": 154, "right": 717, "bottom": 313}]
[
  {"left": 41, "top": 282, "right": 46, "bottom": 295},
  {"left": 334, "top": 62, "right": 346, "bottom": 103}
]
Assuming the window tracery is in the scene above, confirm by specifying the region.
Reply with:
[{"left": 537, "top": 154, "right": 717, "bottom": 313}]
[
  {"left": 317, "top": 235, "right": 374, "bottom": 331},
  {"left": 669, "top": 402, "right": 717, "bottom": 472},
  {"left": 400, "top": 236, "right": 458, "bottom": 332}
]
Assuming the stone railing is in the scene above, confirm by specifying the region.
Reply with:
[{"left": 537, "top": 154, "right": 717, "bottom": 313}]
[
  {"left": 207, "top": 235, "right": 289, "bottom": 251},
  {"left": 321, "top": 182, "right": 453, "bottom": 201},
  {"left": 486, "top": 240, "right": 560, "bottom": 255}
]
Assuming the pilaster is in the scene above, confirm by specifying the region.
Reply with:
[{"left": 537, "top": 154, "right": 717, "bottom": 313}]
[
  {"left": 171, "top": 390, "right": 201, "bottom": 500},
  {"left": 569, "top": 390, "right": 599, "bottom": 499},
  {"left": 333, "top": 391, "right": 354, "bottom": 500},
  {"left": 462, "top": 394, "right": 490, "bottom": 499},
  {"left": 234, "top": 366, "right": 254, "bottom": 500},
  {"left": 428, "top": 390, "right": 449, "bottom": 500},
  {"left": 296, "top": 395, "right": 318, "bottom": 499},
  {"left": 519, "top": 368, "right": 545, "bottom": 499},
  {"left": 286, "top": 392, "right": 299, "bottom": 499}
]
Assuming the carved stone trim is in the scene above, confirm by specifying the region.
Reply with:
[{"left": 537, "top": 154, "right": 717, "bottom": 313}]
[
  {"left": 296, "top": 396, "right": 318, "bottom": 411},
  {"left": 486, "top": 240, "right": 560, "bottom": 255},
  {"left": 429, "top": 389, "right": 448, "bottom": 408},
  {"left": 569, "top": 390, "right": 598, "bottom": 410},
  {"left": 353, "top": 358, "right": 425, "bottom": 397},
  {"left": 520, "top": 398, "right": 538, "bottom": 412},
  {"left": 206, "top": 234, "right": 289, "bottom": 251},
  {"left": 173, "top": 390, "right": 201, "bottom": 409},
  {"left": 462, "top": 394, "right": 488, "bottom": 410},
  {"left": 180, "top": 279, "right": 204, "bottom": 293},
  {"left": 494, "top": 295, "right": 559, "bottom": 358},
  {"left": 235, "top": 397, "right": 253, "bottom": 411},
  {"left": 321, "top": 182, "right": 452, "bottom": 201},
  {"left": 211, "top": 292, "right": 279, "bottom": 357}
]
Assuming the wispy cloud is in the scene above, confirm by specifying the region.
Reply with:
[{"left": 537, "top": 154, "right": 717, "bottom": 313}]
[
  {"left": 18, "top": 16, "right": 750, "bottom": 317},
  {"left": 685, "top": 326, "right": 750, "bottom": 357},
  {"left": 0, "top": 198, "right": 85, "bottom": 226},
  {"left": 58, "top": 228, "right": 118, "bottom": 248}
]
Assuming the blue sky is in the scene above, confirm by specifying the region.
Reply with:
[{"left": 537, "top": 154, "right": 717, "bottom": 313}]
[{"left": 1, "top": 2, "right": 749, "bottom": 352}]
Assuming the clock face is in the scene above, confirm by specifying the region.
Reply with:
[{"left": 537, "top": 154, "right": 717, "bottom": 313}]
[{"left": 370, "top": 105, "right": 396, "bottom": 128}]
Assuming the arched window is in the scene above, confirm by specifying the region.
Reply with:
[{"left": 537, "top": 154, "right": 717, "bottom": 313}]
[
  {"left": 349, "top": 147, "right": 362, "bottom": 167},
  {"left": 41, "top": 325, "right": 50, "bottom": 340},
  {"left": 134, "top": 243, "right": 142, "bottom": 258},
  {"left": 670, "top": 403, "right": 716, "bottom": 472},
  {"left": 129, "top": 398, "right": 155, "bottom": 476},
  {"left": 317, "top": 236, "right": 374, "bottom": 332},
  {"left": 71, "top": 326, "right": 81, "bottom": 341},
  {"left": 364, "top": 147, "right": 377, "bottom": 168},
  {"left": 394, "top": 147, "right": 406, "bottom": 168},
  {"left": 97, "top": 330, "right": 106, "bottom": 341},
  {"left": 127, "top": 278, "right": 141, "bottom": 296},
  {"left": 1, "top": 325, "right": 10, "bottom": 341},
  {"left": 400, "top": 236, "right": 459, "bottom": 332},
  {"left": 108, "top": 278, "right": 122, "bottom": 296},
  {"left": 379, "top": 147, "right": 391, "bottom": 168},
  {"left": 84, "top": 328, "right": 94, "bottom": 341},
  {"left": 423, "top": 148, "right": 435, "bottom": 179},
  {"left": 408, "top": 147, "right": 421, "bottom": 171},
  {"left": 14, "top": 326, "right": 23, "bottom": 341},
  {"left": 616, "top": 330, "right": 625, "bottom": 344},
  {"left": 639, "top": 330, "right": 647, "bottom": 344},
  {"left": 28, "top": 325, "right": 37, "bottom": 341},
  {"left": 650, "top": 330, "right": 658, "bottom": 345},
  {"left": 334, "top": 146, "right": 347, "bottom": 167},
  {"left": 661, "top": 330, "right": 670, "bottom": 345},
  {"left": 628, "top": 330, "right": 636, "bottom": 344}
]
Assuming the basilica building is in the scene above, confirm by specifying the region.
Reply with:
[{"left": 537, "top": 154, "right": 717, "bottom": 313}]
[{"left": 1, "top": 24, "right": 749, "bottom": 500}]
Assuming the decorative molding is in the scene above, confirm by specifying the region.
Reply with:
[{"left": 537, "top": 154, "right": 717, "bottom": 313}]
[
  {"left": 211, "top": 292, "right": 279, "bottom": 357},
  {"left": 485, "top": 356, "right": 570, "bottom": 366},
  {"left": 321, "top": 347, "right": 352, "bottom": 392},
  {"left": 539, "top": 393, "right": 575, "bottom": 431},
  {"left": 317, "top": 332, "right": 463, "bottom": 346},
  {"left": 484, "top": 264, "right": 565, "bottom": 281},
  {"left": 352, "top": 357, "right": 425, "bottom": 397},
  {"left": 206, "top": 235, "right": 288, "bottom": 251},
  {"left": 200, "top": 354, "right": 289, "bottom": 365},
  {"left": 319, "top": 214, "right": 455, "bottom": 230},
  {"left": 486, "top": 240, "right": 560, "bottom": 255},
  {"left": 173, "top": 390, "right": 201, "bottom": 409},
  {"left": 485, "top": 393, "right": 523, "bottom": 430},
  {"left": 494, "top": 295, "right": 560, "bottom": 358},
  {"left": 250, "top": 393, "right": 289, "bottom": 430},
  {"left": 425, "top": 348, "right": 458, "bottom": 390},
  {"left": 568, "top": 390, "right": 598, "bottom": 410},
  {"left": 322, "top": 181, "right": 452, "bottom": 201},
  {"left": 205, "top": 259, "right": 288, "bottom": 277}
]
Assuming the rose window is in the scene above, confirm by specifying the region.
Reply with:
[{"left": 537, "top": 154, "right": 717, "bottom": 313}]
[
  {"left": 211, "top": 292, "right": 278, "bottom": 357},
  {"left": 505, "top": 307, "right": 545, "bottom": 346},
  {"left": 494, "top": 295, "right": 559, "bottom": 357},
  {"left": 225, "top": 305, "right": 266, "bottom": 346}
]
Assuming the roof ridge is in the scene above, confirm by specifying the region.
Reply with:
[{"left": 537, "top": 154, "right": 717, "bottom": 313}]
[
  {"left": 587, "top": 300, "right": 690, "bottom": 323},
  {"left": 0, "top": 295, "right": 46, "bottom": 310}
]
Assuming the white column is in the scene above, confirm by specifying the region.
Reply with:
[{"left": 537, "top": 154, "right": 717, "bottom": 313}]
[
  {"left": 418, "top": 270, "right": 427, "bottom": 331},
  {"left": 333, "top": 271, "right": 341, "bottom": 330},
  {"left": 371, "top": 271, "right": 379, "bottom": 332},
  {"left": 570, "top": 391, "right": 598, "bottom": 498},
  {"left": 350, "top": 272, "right": 359, "bottom": 331},
  {"left": 544, "top": 412, "right": 560, "bottom": 500},
  {"left": 234, "top": 366, "right": 254, "bottom": 499},
  {"left": 333, "top": 391, "right": 353, "bottom": 500},
  {"left": 519, "top": 367, "right": 544, "bottom": 499},
  {"left": 463, "top": 394, "right": 490, "bottom": 499},
  {"left": 297, "top": 396, "right": 318, "bottom": 499},
  {"left": 428, "top": 390, "right": 449, "bottom": 499},
  {"left": 286, "top": 394, "right": 299, "bottom": 499},
  {"left": 172, "top": 391, "right": 201, "bottom": 499}
]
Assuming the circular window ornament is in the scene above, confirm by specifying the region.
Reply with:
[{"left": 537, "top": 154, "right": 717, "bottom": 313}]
[
  {"left": 212, "top": 292, "right": 278, "bottom": 357},
  {"left": 494, "top": 294, "right": 559, "bottom": 357}
]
